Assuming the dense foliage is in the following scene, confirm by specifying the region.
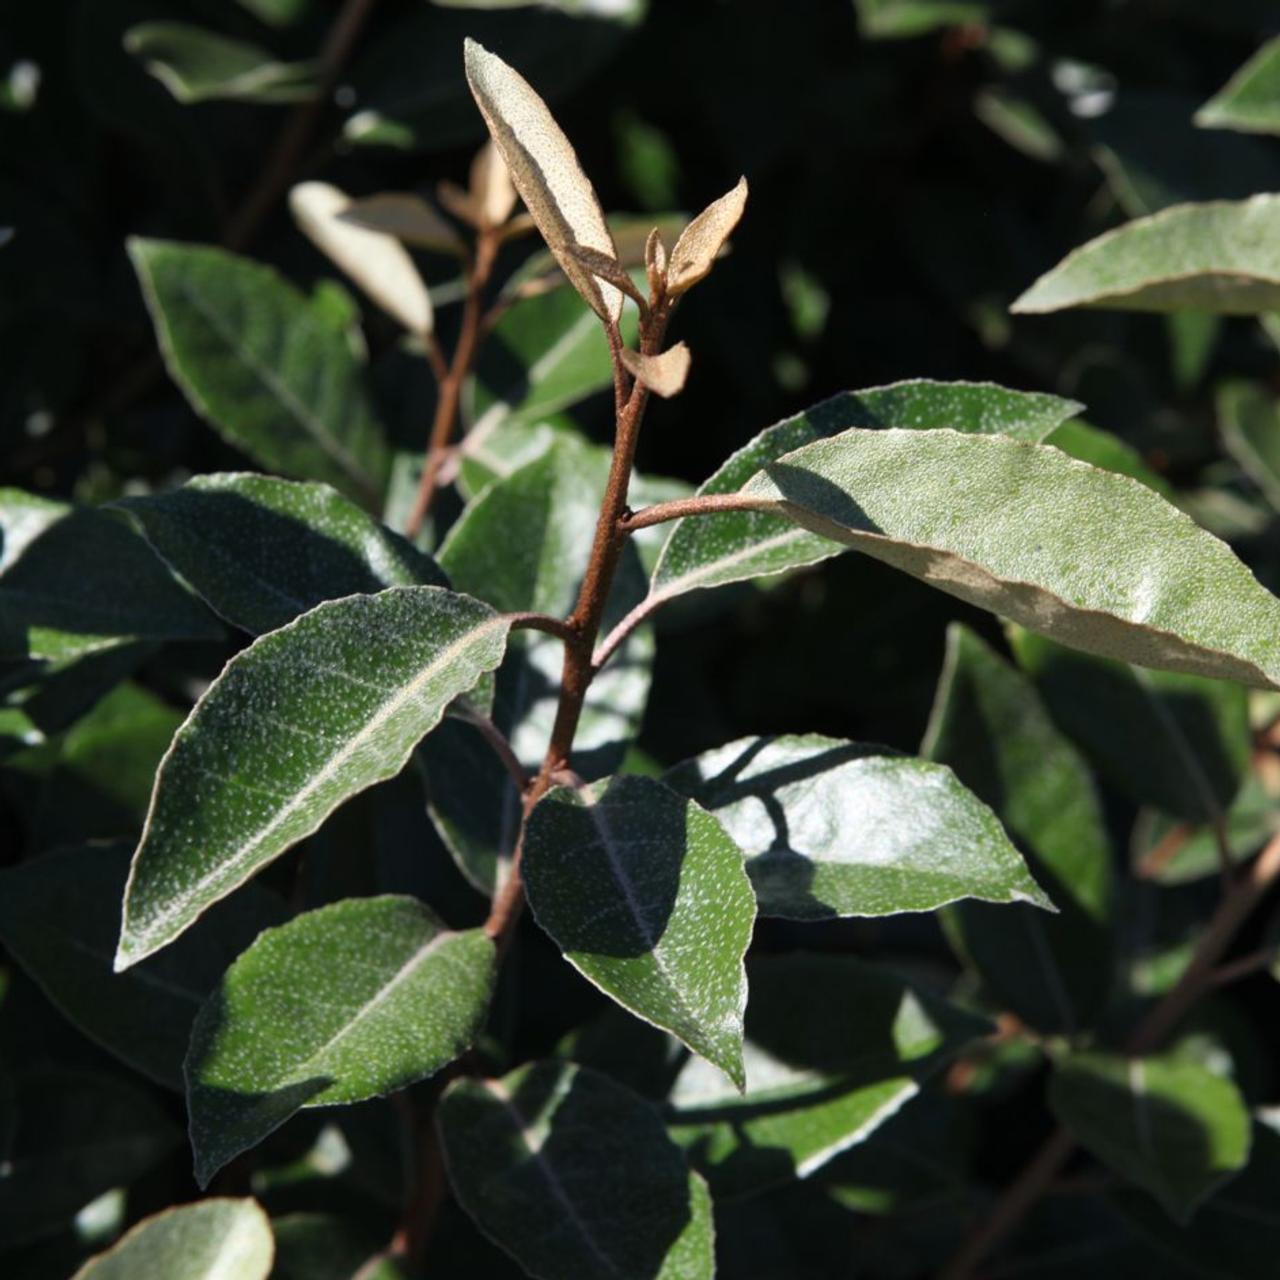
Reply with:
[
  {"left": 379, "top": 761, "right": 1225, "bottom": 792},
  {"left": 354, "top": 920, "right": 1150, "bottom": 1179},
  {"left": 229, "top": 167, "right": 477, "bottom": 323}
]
[{"left": 4, "top": 3, "right": 1280, "bottom": 1277}]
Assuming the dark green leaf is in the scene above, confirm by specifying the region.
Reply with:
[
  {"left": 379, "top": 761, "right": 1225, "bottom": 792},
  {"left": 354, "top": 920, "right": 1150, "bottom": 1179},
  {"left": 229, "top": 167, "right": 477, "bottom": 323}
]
[
  {"left": 1008, "top": 626, "right": 1249, "bottom": 823},
  {"left": 742, "top": 428, "right": 1280, "bottom": 689},
  {"left": 523, "top": 775, "right": 756, "bottom": 1087},
  {"left": 1196, "top": 36, "right": 1280, "bottom": 136},
  {"left": 115, "top": 473, "right": 445, "bottom": 635},
  {"left": 1050, "top": 1050, "right": 1251, "bottom": 1221},
  {"left": 852, "top": 0, "right": 987, "bottom": 39},
  {"left": 664, "top": 733, "right": 1049, "bottom": 920},
  {"left": 71, "top": 1197, "right": 274, "bottom": 1280},
  {"left": 0, "top": 844, "right": 285, "bottom": 1088},
  {"left": 438, "top": 1061, "right": 714, "bottom": 1280},
  {"left": 1046, "top": 420, "right": 1174, "bottom": 496},
  {"left": 923, "top": 626, "right": 1114, "bottom": 1033},
  {"left": 270, "top": 1213, "right": 385, "bottom": 1280},
  {"left": 1218, "top": 381, "right": 1280, "bottom": 512},
  {"left": 648, "top": 382, "right": 1082, "bottom": 609},
  {"left": 116, "top": 587, "right": 510, "bottom": 968},
  {"left": 667, "top": 953, "right": 991, "bottom": 1198},
  {"left": 186, "top": 895, "right": 495, "bottom": 1186},
  {"left": 130, "top": 239, "right": 389, "bottom": 505}
]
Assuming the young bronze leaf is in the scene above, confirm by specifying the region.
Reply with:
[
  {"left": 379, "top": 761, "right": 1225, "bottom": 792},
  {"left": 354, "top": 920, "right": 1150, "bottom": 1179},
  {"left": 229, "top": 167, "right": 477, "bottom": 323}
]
[
  {"left": 470, "top": 139, "right": 519, "bottom": 229},
  {"left": 741, "top": 428, "right": 1280, "bottom": 689},
  {"left": 666, "top": 177, "right": 748, "bottom": 295},
  {"left": 463, "top": 39, "right": 621, "bottom": 322},
  {"left": 567, "top": 242, "right": 649, "bottom": 311},
  {"left": 621, "top": 343, "right": 690, "bottom": 398},
  {"left": 338, "top": 192, "right": 466, "bottom": 257},
  {"left": 289, "top": 181, "right": 433, "bottom": 335}
]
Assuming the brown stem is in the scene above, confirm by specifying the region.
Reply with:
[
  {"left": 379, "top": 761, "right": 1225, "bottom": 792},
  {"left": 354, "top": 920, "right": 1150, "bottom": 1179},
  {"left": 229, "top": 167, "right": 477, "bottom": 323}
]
[
  {"left": 621, "top": 492, "right": 774, "bottom": 532},
  {"left": 507, "top": 611, "right": 578, "bottom": 644},
  {"left": 404, "top": 229, "right": 501, "bottom": 540},
  {"left": 941, "top": 830, "right": 1280, "bottom": 1279},
  {"left": 225, "top": 0, "right": 381, "bottom": 250}
]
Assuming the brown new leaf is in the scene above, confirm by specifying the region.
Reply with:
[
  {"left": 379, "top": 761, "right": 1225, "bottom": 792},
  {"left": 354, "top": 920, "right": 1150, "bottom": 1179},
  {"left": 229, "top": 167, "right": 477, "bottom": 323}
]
[
  {"left": 645, "top": 227, "right": 668, "bottom": 296},
  {"left": 621, "top": 342, "right": 691, "bottom": 398},
  {"left": 667, "top": 177, "right": 749, "bottom": 296},
  {"left": 566, "top": 243, "right": 649, "bottom": 313},
  {"left": 338, "top": 193, "right": 466, "bottom": 257},
  {"left": 470, "top": 141, "right": 519, "bottom": 230},
  {"left": 463, "top": 39, "right": 621, "bottom": 322}
]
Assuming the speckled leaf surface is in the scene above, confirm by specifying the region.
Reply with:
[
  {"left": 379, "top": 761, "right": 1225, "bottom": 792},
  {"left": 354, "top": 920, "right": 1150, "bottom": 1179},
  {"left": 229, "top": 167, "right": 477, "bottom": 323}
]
[
  {"left": 742, "top": 428, "right": 1280, "bottom": 689},
  {"left": 115, "top": 473, "right": 445, "bottom": 636},
  {"left": 71, "top": 1197, "right": 274, "bottom": 1280},
  {"left": 664, "top": 734, "right": 1049, "bottom": 920},
  {"left": 438, "top": 1061, "right": 714, "bottom": 1280},
  {"left": 667, "top": 953, "right": 991, "bottom": 1199},
  {"left": 1218, "top": 381, "right": 1280, "bottom": 512},
  {"left": 523, "top": 775, "right": 755, "bottom": 1087},
  {"left": 1012, "top": 195, "right": 1280, "bottom": 314},
  {"left": 0, "top": 494, "right": 221, "bottom": 661},
  {"left": 1008, "top": 626, "right": 1249, "bottom": 823},
  {"left": 648, "top": 382, "right": 1083, "bottom": 609},
  {"left": 1050, "top": 1051, "right": 1251, "bottom": 1221},
  {"left": 924, "top": 626, "right": 1114, "bottom": 1034},
  {"left": 0, "top": 844, "right": 286, "bottom": 1089},
  {"left": 186, "top": 895, "right": 496, "bottom": 1186},
  {"left": 130, "top": 238, "right": 389, "bottom": 505},
  {"left": 116, "top": 587, "right": 510, "bottom": 968},
  {"left": 0, "top": 1070, "right": 181, "bottom": 1247},
  {"left": 1196, "top": 36, "right": 1280, "bottom": 136}
]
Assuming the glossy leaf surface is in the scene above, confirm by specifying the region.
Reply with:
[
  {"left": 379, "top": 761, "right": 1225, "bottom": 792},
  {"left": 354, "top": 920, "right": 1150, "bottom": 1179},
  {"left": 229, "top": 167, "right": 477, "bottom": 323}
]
[
  {"left": 115, "top": 473, "right": 445, "bottom": 636},
  {"left": 523, "top": 775, "right": 755, "bottom": 1087},
  {"left": 664, "top": 734, "right": 1048, "bottom": 920},
  {"left": 439, "top": 1061, "right": 713, "bottom": 1280},
  {"left": 130, "top": 239, "right": 389, "bottom": 504},
  {"left": 186, "top": 896, "right": 495, "bottom": 1186},
  {"left": 924, "top": 626, "right": 1113, "bottom": 1033},
  {"left": 1050, "top": 1051, "right": 1251, "bottom": 1220},
  {"left": 742, "top": 428, "right": 1280, "bottom": 689},
  {"left": 117, "top": 587, "right": 509, "bottom": 968},
  {"left": 1012, "top": 195, "right": 1280, "bottom": 314},
  {"left": 71, "top": 1198, "right": 274, "bottom": 1280}
]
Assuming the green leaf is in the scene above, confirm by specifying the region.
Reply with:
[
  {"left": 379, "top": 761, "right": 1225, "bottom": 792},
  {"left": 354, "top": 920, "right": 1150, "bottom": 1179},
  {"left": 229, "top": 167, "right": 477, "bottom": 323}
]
[
  {"left": 0, "top": 1070, "right": 180, "bottom": 1247},
  {"left": 116, "top": 587, "right": 510, "bottom": 968},
  {"left": 1012, "top": 196, "right": 1280, "bottom": 315},
  {"left": 1046, "top": 420, "right": 1174, "bottom": 497},
  {"left": 852, "top": 0, "right": 987, "bottom": 39},
  {"left": 923, "top": 626, "right": 1114, "bottom": 1033},
  {"left": 438, "top": 1061, "right": 714, "bottom": 1280},
  {"left": 115, "top": 473, "right": 445, "bottom": 636},
  {"left": 1196, "top": 36, "right": 1280, "bottom": 136},
  {"left": 1218, "top": 380, "right": 1280, "bottom": 512},
  {"left": 71, "top": 1198, "right": 274, "bottom": 1280},
  {"left": 270, "top": 1213, "right": 385, "bottom": 1280},
  {"left": 740, "top": 428, "right": 1280, "bottom": 690},
  {"left": 667, "top": 953, "right": 991, "bottom": 1198},
  {"left": 0, "top": 493, "right": 221, "bottom": 661},
  {"left": 129, "top": 239, "right": 389, "bottom": 505},
  {"left": 647, "top": 382, "right": 1082, "bottom": 610},
  {"left": 1050, "top": 1051, "right": 1251, "bottom": 1221},
  {"left": 125, "top": 22, "right": 317, "bottom": 105},
  {"left": 664, "top": 733, "right": 1049, "bottom": 920},
  {"left": 187, "top": 895, "right": 495, "bottom": 1186},
  {"left": 1008, "top": 626, "right": 1249, "bottom": 823},
  {"left": 0, "top": 844, "right": 285, "bottom": 1089},
  {"left": 523, "top": 775, "right": 756, "bottom": 1088}
]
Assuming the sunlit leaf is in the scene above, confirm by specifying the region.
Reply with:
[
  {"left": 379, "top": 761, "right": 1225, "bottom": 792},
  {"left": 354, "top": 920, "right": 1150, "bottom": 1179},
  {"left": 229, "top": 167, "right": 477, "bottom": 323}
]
[
  {"left": 339, "top": 193, "right": 466, "bottom": 256},
  {"left": 1196, "top": 36, "right": 1280, "bottom": 136},
  {"left": 666, "top": 178, "right": 747, "bottom": 295},
  {"left": 621, "top": 342, "right": 691, "bottom": 398}
]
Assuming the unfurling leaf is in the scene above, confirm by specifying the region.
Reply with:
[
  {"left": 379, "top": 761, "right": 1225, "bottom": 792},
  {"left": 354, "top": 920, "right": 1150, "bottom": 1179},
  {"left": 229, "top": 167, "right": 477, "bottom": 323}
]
[
  {"left": 470, "top": 139, "right": 519, "bottom": 228},
  {"left": 621, "top": 342, "right": 691, "bottom": 398},
  {"left": 645, "top": 227, "right": 667, "bottom": 294},
  {"left": 463, "top": 39, "right": 621, "bottom": 321},
  {"left": 289, "top": 181, "right": 433, "bottom": 335},
  {"left": 338, "top": 193, "right": 466, "bottom": 257},
  {"left": 666, "top": 177, "right": 748, "bottom": 295}
]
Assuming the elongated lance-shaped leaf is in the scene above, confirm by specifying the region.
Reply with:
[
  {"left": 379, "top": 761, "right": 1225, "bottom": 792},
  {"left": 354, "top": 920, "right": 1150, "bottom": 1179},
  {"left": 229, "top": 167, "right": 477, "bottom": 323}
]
[
  {"left": 186, "top": 896, "right": 495, "bottom": 1186},
  {"left": 116, "top": 587, "right": 510, "bottom": 969},
  {"left": 741, "top": 428, "right": 1280, "bottom": 690},
  {"left": 665, "top": 734, "right": 1049, "bottom": 920},
  {"left": 114, "top": 473, "right": 445, "bottom": 636},
  {"left": 438, "top": 1061, "right": 714, "bottom": 1280},
  {"left": 129, "top": 239, "right": 389, "bottom": 505},
  {"left": 339, "top": 192, "right": 467, "bottom": 256},
  {"left": 1218, "top": 380, "right": 1280, "bottom": 513},
  {"left": 1012, "top": 195, "right": 1280, "bottom": 315},
  {"left": 71, "top": 1198, "right": 274, "bottom": 1280},
  {"left": 924, "top": 626, "right": 1113, "bottom": 1034},
  {"left": 645, "top": 382, "right": 1083, "bottom": 613},
  {"left": 1196, "top": 36, "right": 1280, "bottom": 137},
  {"left": 666, "top": 177, "right": 748, "bottom": 295},
  {"left": 290, "top": 181, "right": 433, "bottom": 335},
  {"left": 522, "top": 775, "right": 755, "bottom": 1088},
  {"left": 463, "top": 39, "right": 621, "bottom": 322},
  {"left": 1050, "top": 1051, "right": 1251, "bottom": 1222}
]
